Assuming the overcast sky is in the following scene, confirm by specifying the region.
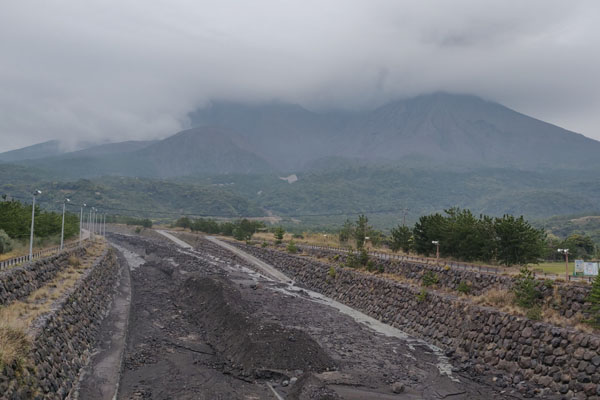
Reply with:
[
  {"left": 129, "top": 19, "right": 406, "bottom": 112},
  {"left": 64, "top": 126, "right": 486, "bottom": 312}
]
[{"left": 1, "top": 0, "right": 599, "bottom": 152}]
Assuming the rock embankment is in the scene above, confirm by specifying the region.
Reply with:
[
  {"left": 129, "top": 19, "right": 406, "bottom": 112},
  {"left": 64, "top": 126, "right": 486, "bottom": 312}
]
[
  {"left": 0, "top": 246, "right": 89, "bottom": 306},
  {"left": 0, "top": 248, "right": 120, "bottom": 399},
  {"left": 300, "top": 246, "right": 591, "bottom": 320},
  {"left": 233, "top": 242, "right": 600, "bottom": 399}
]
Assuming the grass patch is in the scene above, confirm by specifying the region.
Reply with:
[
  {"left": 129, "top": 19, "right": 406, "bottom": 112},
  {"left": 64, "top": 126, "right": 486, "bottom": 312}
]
[
  {"left": 529, "top": 261, "right": 575, "bottom": 276},
  {"left": 0, "top": 319, "right": 29, "bottom": 370}
]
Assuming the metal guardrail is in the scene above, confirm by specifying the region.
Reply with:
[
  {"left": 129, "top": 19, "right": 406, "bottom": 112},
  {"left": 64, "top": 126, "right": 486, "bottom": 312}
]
[
  {"left": 299, "top": 244, "right": 595, "bottom": 284},
  {"left": 0, "top": 239, "right": 87, "bottom": 271}
]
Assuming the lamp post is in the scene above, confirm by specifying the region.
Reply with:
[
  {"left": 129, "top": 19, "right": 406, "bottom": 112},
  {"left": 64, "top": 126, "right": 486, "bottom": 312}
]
[
  {"left": 432, "top": 240, "right": 440, "bottom": 263},
  {"left": 79, "top": 203, "right": 86, "bottom": 243},
  {"left": 558, "top": 248, "right": 569, "bottom": 281},
  {"left": 29, "top": 190, "right": 42, "bottom": 261},
  {"left": 60, "top": 198, "right": 70, "bottom": 250}
]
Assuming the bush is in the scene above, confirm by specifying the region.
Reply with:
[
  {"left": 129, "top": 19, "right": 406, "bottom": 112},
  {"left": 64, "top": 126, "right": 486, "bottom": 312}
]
[
  {"left": 287, "top": 240, "right": 298, "bottom": 254},
  {"left": 586, "top": 273, "right": 600, "bottom": 328},
  {"left": 68, "top": 256, "right": 81, "bottom": 267},
  {"left": 513, "top": 267, "right": 542, "bottom": 309},
  {"left": 526, "top": 305, "right": 542, "bottom": 321},
  {"left": 416, "top": 289, "right": 428, "bottom": 302},
  {"left": 274, "top": 227, "right": 285, "bottom": 245},
  {"left": 0, "top": 229, "right": 13, "bottom": 254},
  {"left": 377, "top": 264, "right": 385, "bottom": 274},
  {"left": 422, "top": 271, "right": 439, "bottom": 287},
  {"left": 457, "top": 281, "right": 471, "bottom": 295},
  {"left": 261, "top": 241, "right": 268, "bottom": 248},
  {"left": 328, "top": 266, "right": 336, "bottom": 278},
  {"left": 134, "top": 227, "right": 142, "bottom": 234},
  {"left": 332, "top": 254, "right": 340, "bottom": 262},
  {"left": 292, "top": 233, "right": 304, "bottom": 239},
  {"left": 366, "top": 260, "right": 376, "bottom": 272},
  {"left": 345, "top": 253, "right": 359, "bottom": 268},
  {"left": 358, "top": 248, "right": 369, "bottom": 266}
]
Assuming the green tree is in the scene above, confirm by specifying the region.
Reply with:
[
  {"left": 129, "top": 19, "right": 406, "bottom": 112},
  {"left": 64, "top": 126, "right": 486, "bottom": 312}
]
[
  {"left": 0, "top": 229, "right": 13, "bottom": 254},
  {"left": 513, "top": 267, "right": 542, "bottom": 308},
  {"left": 562, "top": 234, "right": 596, "bottom": 260},
  {"left": 390, "top": 225, "right": 412, "bottom": 253},
  {"left": 274, "top": 226, "right": 285, "bottom": 245},
  {"left": 354, "top": 214, "right": 369, "bottom": 249},
  {"left": 495, "top": 215, "right": 545, "bottom": 267},
  {"left": 339, "top": 219, "right": 354, "bottom": 243},
  {"left": 412, "top": 213, "right": 446, "bottom": 256}
]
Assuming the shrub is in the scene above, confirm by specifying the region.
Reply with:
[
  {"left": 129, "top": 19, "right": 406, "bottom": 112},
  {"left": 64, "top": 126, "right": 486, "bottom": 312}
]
[
  {"left": 274, "top": 227, "right": 285, "bottom": 245},
  {"left": 543, "top": 279, "right": 554, "bottom": 289},
  {"left": 68, "top": 256, "right": 81, "bottom": 267},
  {"left": 416, "top": 289, "right": 428, "bottom": 302},
  {"left": 328, "top": 266, "right": 336, "bottom": 278},
  {"left": 358, "top": 248, "right": 369, "bottom": 266},
  {"left": 377, "top": 264, "right": 385, "bottom": 274},
  {"left": 0, "top": 229, "right": 13, "bottom": 254},
  {"left": 526, "top": 305, "right": 542, "bottom": 321},
  {"left": 513, "top": 267, "right": 541, "bottom": 309},
  {"left": 422, "top": 271, "right": 439, "bottom": 287},
  {"left": 287, "top": 240, "right": 298, "bottom": 254},
  {"left": 457, "top": 281, "right": 471, "bottom": 295},
  {"left": 134, "top": 227, "right": 142, "bottom": 234},
  {"left": 292, "top": 233, "right": 304, "bottom": 239},
  {"left": 261, "top": 241, "right": 268, "bottom": 248},
  {"left": 366, "top": 260, "right": 375, "bottom": 272},
  {"left": 345, "top": 253, "right": 359, "bottom": 268},
  {"left": 332, "top": 254, "right": 340, "bottom": 262},
  {"left": 586, "top": 273, "right": 600, "bottom": 328}
]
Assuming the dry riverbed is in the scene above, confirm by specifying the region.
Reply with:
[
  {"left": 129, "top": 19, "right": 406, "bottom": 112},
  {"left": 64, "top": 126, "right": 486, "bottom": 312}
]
[{"left": 109, "top": 231, "right": 526, "bottom": 400}]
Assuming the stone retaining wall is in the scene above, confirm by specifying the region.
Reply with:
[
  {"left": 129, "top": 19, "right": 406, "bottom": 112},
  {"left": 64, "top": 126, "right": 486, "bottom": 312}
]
[
  {"left": 299, "top": 245, "right": 591, "bottom": 320},
  {"left": 0, "top": 246, "right": 89, "bottom": 306},
  {"left": 235, "top": 243, "right": 600, "bottom": 399},
  {"left": 0, "top": 247, "right": 120, "bottom": 399}
]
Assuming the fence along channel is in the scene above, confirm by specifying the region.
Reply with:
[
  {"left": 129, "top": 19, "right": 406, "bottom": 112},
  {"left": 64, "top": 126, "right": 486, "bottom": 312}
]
[
  {"left": 0, "top": 240, "right": 87, "bottom": 271},
  {"left": 299, "top": 244, "right": 595, "bottom": 284}
]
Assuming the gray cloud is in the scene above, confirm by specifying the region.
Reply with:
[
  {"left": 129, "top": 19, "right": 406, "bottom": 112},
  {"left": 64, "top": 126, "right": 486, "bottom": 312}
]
[{"left": 0, "top": 0, "right": 599, "bottom": 151}]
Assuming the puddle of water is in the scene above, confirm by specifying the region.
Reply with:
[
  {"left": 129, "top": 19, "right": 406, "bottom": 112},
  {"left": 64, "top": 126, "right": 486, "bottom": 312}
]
[{"left": 111, "top": 243, "right": 145, "bottom": 271}]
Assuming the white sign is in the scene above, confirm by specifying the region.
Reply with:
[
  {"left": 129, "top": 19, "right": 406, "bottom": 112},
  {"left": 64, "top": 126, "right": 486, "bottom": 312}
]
[
  {"left": 575, "top": 260, "right": 585, "bottom": 274},
  {"left": 584, "top": 262, "right": 599, "bottom": 276}
]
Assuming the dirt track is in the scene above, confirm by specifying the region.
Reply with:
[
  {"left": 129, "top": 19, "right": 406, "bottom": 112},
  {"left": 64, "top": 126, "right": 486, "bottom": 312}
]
[{"left": 109, "top": 232, "right": 526, "bottom": 400}]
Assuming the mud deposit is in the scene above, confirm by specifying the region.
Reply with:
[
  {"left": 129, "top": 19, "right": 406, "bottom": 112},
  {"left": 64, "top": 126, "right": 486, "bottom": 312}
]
[{"left": 111, "top": 232, "right": 524, "bottom": 400}]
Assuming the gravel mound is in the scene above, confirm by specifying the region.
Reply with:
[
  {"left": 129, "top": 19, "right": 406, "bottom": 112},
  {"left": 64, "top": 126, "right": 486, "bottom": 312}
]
[{"left": 180, "top": 275, "right": 336, "bottom": 379}]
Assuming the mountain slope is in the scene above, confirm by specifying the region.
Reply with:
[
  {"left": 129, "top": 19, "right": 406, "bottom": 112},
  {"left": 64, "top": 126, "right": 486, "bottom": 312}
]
[
  {"left": 133, "top": 126, "right": 272, "bottom": 177},
  {"left": 0, "top": 140, "right": 66, "bottom": 162},
  {"left": 190, "top": 93, "right": 600, "bottom": 171}
]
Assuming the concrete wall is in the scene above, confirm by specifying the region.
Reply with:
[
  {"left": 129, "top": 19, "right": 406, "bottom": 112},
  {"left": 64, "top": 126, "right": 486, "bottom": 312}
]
[
  {"left": 0, "top": 248, "right": 120, "bottom": 399},
  {"left": 236, "top": 243, "right": 600, "bottom": 399}
]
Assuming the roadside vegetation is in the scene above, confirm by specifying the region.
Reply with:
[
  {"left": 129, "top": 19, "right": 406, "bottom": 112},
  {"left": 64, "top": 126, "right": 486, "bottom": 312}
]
[
  {"left": 0, "top": 199, "right": 79, "bottom": 256},
  {"left": 173, "top": 217, "right": 265, "bottom": 241}
]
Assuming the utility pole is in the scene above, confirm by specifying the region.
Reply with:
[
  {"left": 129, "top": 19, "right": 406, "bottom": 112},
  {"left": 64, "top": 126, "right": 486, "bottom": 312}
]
[
  {"left": 29, "top": 190, "right": 42, "bottom": 261},
  {"left": 558, "top": 248, "right": 569, "bottom": 281},
  {"left": 79, "top": 203, "right": 86, "bottom": 243},
  {"left": 60, "top": 198, "right": 70, "bottom": 250},
  {"left": 432, "top": 240, "right": 440, "bottom": 264}
]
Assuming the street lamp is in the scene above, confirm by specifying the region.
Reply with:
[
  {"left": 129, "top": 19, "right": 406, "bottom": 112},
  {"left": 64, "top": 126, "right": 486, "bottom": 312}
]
[
  {"left": 558, "top": 248, "right": 570, "bottom": 281},
  {"left": 29, "top": 190, "right": 42, "bottom": 261},
  {"left": 79, "top": 203, "right": 86, "bottom": 243},
  {"left": 60, "top": 198, "right": 70, "bottom": 250},
  {"left": 432, "top": 240, "right": 440, "bottom": 263}
]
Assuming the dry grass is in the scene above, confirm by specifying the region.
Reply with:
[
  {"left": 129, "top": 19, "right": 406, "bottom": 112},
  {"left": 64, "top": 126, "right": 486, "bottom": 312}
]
[
  {"left": 0, "top": 319, "right": 29, "bottom": 370},
  {"left": 0, "top": 240, "right": 105, "bottom": 367}
]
